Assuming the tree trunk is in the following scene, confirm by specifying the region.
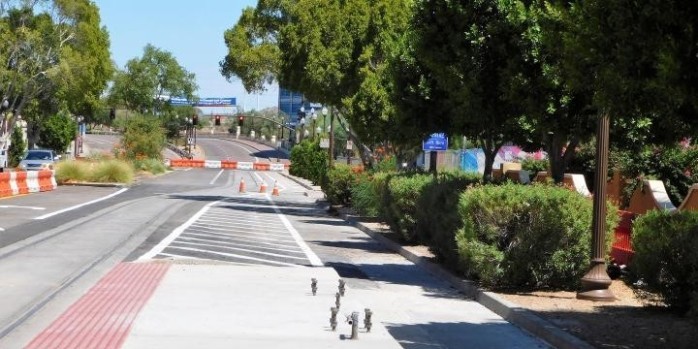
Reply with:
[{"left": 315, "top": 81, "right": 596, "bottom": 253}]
[
  {"left": 481, "top": 138, "right": 501, "bottom": 183},
  {"left": 548, "top": 134, "right": 580, "bottom": 184}
]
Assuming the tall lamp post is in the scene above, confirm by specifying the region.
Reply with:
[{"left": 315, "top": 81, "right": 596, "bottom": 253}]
[
  {"left": 74, "top": 115, "right": 84, "bottom": 158},
  {"left": 577, "top": 113, "right": 615, "bottom": 301},
  {"left": 184, "top": 117, "right": 192, "bottom": 156},
  {"left": 299, "top": 116, "right": 306, "bottom": 142}
]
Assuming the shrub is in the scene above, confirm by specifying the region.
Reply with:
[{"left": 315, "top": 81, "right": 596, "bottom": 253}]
[
  {"left": 133, "top": 158, "right": 167, "bottom": 175},
  {"left": 289, "top": 139, "right": 328, "bottom": 185},
  {"left": 119, "top": 115, "right": 165, "bottom": 161},
  {"left": 416, "top": 171, "right": 482, "bottom": 265},
  {"left": 631, "top": 210, "right": 698, "bottom": 316},
  {"left": 372, "top": 156, "right": 397, "bottom": 173},
  {"left": 456, "top": 183, "right": 617, "bottom": 289},
  {"left": 88, "top": 160, "right": 134, "bottom": 184},
  {"left": 323, "top": 164, "right": 357, "bottom": 206},
  {"left": 351, "top": 171, "right": 392, "bottom": 218},
  {"left": 383, "top": 173, "right": 433, "bottom": 242},
  {"left": 55, "top": 161, "right": 90, "bottom": 183},
  {"left": 521, "top": 158, "right": 548, "bottom": 181}
]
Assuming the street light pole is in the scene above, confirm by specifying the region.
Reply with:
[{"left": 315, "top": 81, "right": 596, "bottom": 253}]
[
  {"left": 74, "top": 115, "right": 84, "bottom": 158},
  {"left": 577, "top": 112, "right": 615, "bottom": 301},
  {"left": 329, "top": 107, "right": 335, "bottom": 168}
]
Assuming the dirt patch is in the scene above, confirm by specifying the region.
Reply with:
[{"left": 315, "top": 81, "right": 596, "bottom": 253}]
[{"left": 349, "top": 214, "right": 697, "bottom": 349}]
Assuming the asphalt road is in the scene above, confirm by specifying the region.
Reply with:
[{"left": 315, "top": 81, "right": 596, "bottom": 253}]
[{"left": 0, "top": 135, "right": 305, "bottom": 341}]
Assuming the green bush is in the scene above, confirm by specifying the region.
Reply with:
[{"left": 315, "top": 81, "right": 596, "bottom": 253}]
[
  {"left": 119, "top": 115, "right": 165, "bottom": 160},
  {"left": 383, "top": 173, "right": 433, "bottom": 242},
  {"left": 55, "top": 161, "right": 90, "bottom": 183},
  {"left": 456, "top": 183, "right": 617, "bottom": 289},
  {"left": 289, "top": 139, "right": 328, "bottom": 185},
  {"left": 416, "top": 171, "right": 482, "bottom": 265},
  {"left": 351, "top": 171, "right": 392, "bottom": 218},
  {"left": 521, "top": 158, "right": 548, "bottom": 181},
  {"left": 372, "top": 156, "right": 397, "bottom": 173},
  {"left": 323, "top": 164, "right": 357, "bottom": 206},
  {"left": 133, "top": 158, "right": 167, "bottom": 175},
  {"left": 88, "top": 160, "right": 134, "bottom": 184},
  {"left": 631, "top": 210, "right": 698, "bottom": 316}
]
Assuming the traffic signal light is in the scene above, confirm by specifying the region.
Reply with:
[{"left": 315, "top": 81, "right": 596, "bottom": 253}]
[
  {"left": 192, "top": 115, "right": 198, "bottom": 125},
  {"left": 215, "top": 115, "right": 221, "bottom": 126},
  {"left": 238, "top": 115, "right": 244, "bottom": 127}
]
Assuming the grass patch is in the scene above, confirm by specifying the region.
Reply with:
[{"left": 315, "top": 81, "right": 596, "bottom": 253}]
[{"left": 55, "top": 159, "right": 136, "bottom": 184}]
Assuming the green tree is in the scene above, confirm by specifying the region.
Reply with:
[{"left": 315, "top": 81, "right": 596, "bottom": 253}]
[
  {"left": 405, "top": 0, "right": 530, "bottom": 180},
  {"left": 38, "top": 111, "right": 75, "bottom": 153},
  {"left": 221, "top": 0, "right": 415, "bottom": 166},
  {"left": 8, "top": 126, "right": 26, "bottom": 167},
  {"left": 110, "top": 45, "right": 197, "bottom": 114}
]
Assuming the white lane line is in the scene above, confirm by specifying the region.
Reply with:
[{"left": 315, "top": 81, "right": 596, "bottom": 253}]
[
  {"left": 157, "top": 253, "right": 253, "bottom": 266},
  {"left": 267, "top": 195, "right": 323, "bottom": 267},
  {"left": 178, "top": 236, "right": 306, "bottom": 254},
  {"left": 165, "top": 246, "right": 301, "bottom": 267},
  {"left": 209, "top": 169, "right": 225, "bottom": 185},
  {"left": 35, "top": 188, "right": 129, "bottom": 220},
  {"left": 171, "top": 241, "right": 309, "bottom": 260},
  {"left": 193, "top": 219, "right": 285, "bottom": 230},
  {"left": 183, "top": 231, "right": 301, "bottom": 247},
  {"left": 253, "top": 172, "right": 265, "bottom": 186},
  {"left": 0, "top": 205, "right": 45, "bottom": 210},
  {"left": 197, "top": 216, "right": 286, "bottom": 228},
  {"left": 188, "top": 224, "right": 296, "bottom": 239},
  {"left": 139, "top": 199, "right": 221, "bottom": 260}
]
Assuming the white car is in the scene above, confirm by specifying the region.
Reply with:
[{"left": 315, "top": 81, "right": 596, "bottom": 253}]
[{"left": 18, "top": 149, "right": 60, "bottom": 171}]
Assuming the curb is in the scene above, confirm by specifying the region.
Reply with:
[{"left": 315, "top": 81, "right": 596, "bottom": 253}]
[
  {"left": 342, "top": 214, "right": 595, "bottom": 349},
  {"left": 59, "top": 182, "right": 125, "bottom": 188},
  {"left": 282, "top": 172, "right": 593, "bottom": 348}
]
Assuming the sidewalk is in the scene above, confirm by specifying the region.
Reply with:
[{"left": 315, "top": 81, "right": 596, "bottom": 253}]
[{"left": 16, "top": 177, "right": 553, "bottom": 349}]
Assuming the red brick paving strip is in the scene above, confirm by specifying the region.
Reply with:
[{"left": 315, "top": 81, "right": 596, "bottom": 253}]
[{"left": 25, "top": 263, "right": 170, "bottom": 349}]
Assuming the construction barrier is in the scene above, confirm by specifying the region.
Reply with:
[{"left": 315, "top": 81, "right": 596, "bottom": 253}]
[
  {"left": 168, "top": 158, "right": 291, "bottom": 171},
  {"left": 0, "top": 172, "right": 12, "bottom": 197},
  {"left": 204, "top": 160, "right": 222, "bottom": 169},
  {"left": 237, "top": 162, "right": 254, "bottom": 170},
  {"left": 253, "top": 163, "right": 270, "bottom": 171},
  {"left": 14, "top": 171, "right": 29, "bottom": 194},
  {"left": 221, "top": 160, "right": 237, "bottom": 169},
  {"left": 38, "top": 170, "right": 57, "bottom": 192},
  {"left": 0, "top": 170, "right": 57, "bottom": 198},
  {"left": 611, "top": 211, "right": 636, "bottom": 266}
]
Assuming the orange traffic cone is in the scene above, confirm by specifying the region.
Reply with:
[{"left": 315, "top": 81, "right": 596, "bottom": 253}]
[
  {"left": 259, "top": 181, "right": 268, "bottom": 193},
  {"left": 271, "top": 180, "right": 280, "bottom": 196},
  {"left": 239, "top": 178, "right": 246, "bottom": 193}
]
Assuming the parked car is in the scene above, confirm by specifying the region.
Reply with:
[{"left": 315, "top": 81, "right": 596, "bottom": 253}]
[{"left": 18, "top": 149, "right": 60, "bottom": 171}]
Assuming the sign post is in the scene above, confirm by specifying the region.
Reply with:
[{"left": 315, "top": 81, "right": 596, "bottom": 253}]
[{"left": 422, "top": 133, "right": 448, "bottom": 174}]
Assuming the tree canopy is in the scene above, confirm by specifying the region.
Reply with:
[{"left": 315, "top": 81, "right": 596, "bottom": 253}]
[{"left": 109, "top": 44, "right": 198, "bottom": 115}]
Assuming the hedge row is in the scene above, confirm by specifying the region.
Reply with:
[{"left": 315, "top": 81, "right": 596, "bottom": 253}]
[{"left": 318, "top": 165, "right": 620, "bottom": 290}]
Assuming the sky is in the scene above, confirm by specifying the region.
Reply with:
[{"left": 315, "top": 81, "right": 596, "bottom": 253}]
[{"left": 93, "top": 0, "right": 277, "bottom": 111}]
